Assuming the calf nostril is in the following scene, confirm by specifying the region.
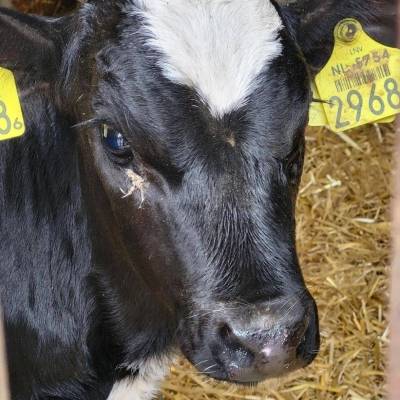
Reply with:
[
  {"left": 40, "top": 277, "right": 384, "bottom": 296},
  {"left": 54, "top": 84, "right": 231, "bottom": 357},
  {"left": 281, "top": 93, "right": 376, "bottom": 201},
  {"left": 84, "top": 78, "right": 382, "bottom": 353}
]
[{"left": 218, "top": 323, "right": 234, "bottom": 341}]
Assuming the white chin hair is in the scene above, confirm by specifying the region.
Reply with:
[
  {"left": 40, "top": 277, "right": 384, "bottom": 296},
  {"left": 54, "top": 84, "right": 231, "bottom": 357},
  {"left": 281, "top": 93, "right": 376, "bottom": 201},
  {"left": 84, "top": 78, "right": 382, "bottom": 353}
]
[{"left": 107, "top": 355, "right": 172, "bottom": 400}]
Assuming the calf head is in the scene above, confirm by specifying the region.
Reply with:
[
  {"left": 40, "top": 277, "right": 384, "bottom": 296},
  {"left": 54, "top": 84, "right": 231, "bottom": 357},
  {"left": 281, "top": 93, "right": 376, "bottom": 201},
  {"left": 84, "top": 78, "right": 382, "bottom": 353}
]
[{"left": 0, "top": 0, "right": 395, "bottom": 385}]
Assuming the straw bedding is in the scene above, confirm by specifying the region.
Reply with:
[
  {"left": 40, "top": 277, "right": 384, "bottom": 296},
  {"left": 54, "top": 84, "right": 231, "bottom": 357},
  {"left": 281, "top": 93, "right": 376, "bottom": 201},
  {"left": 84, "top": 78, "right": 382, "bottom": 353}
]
[{"left": 10, "top": 2, "right": 394, "bottom": 399}]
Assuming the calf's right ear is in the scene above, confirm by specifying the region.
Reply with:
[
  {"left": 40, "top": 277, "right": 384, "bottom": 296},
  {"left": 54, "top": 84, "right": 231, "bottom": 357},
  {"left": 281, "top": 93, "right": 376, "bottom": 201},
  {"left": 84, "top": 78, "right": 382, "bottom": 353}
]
[
  {"left": 0, "top": 7, "right": 65, "bottom": 81},
  {"left": 277, "top": 0, "right": 397, "bottom": 73}
]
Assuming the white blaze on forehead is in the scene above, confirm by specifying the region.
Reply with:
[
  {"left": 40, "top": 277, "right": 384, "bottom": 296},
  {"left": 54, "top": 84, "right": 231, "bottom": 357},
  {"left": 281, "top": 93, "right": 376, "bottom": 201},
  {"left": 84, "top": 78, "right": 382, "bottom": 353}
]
[{"left": 133, "top": 0, "right": 283, "bottom": 117}]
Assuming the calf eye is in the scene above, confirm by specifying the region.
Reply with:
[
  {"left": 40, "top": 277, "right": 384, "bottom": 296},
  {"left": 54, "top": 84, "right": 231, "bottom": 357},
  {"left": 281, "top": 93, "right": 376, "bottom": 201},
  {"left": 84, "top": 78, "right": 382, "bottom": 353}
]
[
  {"left": 285, "top": 146, "right": 304, "bottom": 186},
  {"left": 101, "top": 124, "right": 133, "bottom": 164},
  {"left": 102, "top": 124, "right": 129, "bottom": 150},
  {"left": 287, "top": 156, "right": 302, "bottom": 185}
]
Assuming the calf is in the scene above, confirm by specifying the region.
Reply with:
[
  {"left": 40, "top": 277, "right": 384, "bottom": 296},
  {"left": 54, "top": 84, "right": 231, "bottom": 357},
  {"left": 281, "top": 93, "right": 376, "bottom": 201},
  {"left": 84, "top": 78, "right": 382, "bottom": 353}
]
[{"left": 0, "top": 1, "right": 395, "bottom": 399}]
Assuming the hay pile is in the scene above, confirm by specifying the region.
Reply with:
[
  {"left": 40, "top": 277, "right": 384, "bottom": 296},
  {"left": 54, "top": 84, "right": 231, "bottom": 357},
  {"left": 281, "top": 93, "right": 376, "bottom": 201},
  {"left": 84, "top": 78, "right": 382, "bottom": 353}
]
[
  {"left": 10, "top": 2, "right": 394, "bottom": 399},
  {"left": 162, "top": 124, "right": 394, "bottom": 400}
]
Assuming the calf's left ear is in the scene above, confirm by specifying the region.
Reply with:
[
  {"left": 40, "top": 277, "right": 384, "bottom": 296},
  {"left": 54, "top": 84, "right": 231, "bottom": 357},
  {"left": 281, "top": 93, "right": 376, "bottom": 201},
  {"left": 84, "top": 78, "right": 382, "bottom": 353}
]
[{"left": 276, "top": 0, "right": 397, "bottom": 73}]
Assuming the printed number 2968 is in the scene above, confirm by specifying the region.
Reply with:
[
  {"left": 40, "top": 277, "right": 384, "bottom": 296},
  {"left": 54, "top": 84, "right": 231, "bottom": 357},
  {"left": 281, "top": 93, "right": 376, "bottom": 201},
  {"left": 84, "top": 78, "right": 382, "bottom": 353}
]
[{"left": 330, "top": 77, "right": 400, "bottom": 129}]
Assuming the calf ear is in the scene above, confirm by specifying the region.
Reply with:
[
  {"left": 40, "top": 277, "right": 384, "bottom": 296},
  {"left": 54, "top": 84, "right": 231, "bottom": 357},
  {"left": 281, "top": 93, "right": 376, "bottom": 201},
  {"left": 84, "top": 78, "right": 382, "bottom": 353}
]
[
  {"left": 277, "top": 0, "right": 397, "bottom": 72},
  {"left": 0, "top": 7, "right": 64, "bottom": 81}
]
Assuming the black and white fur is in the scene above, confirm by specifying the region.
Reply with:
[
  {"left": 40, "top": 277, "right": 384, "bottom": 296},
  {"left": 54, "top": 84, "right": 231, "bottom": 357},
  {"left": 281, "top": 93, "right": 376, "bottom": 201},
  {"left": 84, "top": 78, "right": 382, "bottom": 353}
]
[{"left": 0, "top": 1, "right": 395, "bottom": 399}]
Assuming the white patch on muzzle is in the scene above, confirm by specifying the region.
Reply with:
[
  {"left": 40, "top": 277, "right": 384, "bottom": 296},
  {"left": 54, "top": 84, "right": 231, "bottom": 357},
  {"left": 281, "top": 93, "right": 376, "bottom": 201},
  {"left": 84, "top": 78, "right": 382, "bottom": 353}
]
[
  {"left": 132, "top": 0, "right": 283, "bottom": 117},
  {"left": 107, "top": 356, "right": 172, "bottom": 400}
]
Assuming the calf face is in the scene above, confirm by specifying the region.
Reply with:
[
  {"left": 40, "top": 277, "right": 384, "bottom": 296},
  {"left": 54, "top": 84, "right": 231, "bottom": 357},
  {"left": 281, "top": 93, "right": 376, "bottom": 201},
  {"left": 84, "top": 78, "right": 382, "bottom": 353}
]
[
  {"left": 1, "top": 0, "right": 395, "bottom": 389},
  {"left": 71, "top": 0, "right": 317, "bottom": 383}
]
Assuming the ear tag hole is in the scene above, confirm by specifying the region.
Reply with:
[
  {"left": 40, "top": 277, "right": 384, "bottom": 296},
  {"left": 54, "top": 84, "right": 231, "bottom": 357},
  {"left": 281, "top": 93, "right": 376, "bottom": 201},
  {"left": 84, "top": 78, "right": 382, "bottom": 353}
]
[{"left": 335, "top": 19, "right": 362, "bottom": 43}]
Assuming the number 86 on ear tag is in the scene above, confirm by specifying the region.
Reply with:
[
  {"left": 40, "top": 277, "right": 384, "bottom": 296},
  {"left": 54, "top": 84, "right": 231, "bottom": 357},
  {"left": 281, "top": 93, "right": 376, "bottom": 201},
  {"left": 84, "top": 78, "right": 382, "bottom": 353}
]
[
  {"left": 0, "top": 67, "right": 25, "bottom": 142},
  {"left": 315, "top": 19, "right": 400, "bottom": 132}
]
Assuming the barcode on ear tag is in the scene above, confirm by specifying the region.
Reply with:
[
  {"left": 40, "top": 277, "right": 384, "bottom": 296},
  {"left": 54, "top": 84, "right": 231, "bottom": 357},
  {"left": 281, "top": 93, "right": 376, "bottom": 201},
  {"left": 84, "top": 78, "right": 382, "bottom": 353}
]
[{"left": 0, "top": 67, "right": 25, "bottom": 142}]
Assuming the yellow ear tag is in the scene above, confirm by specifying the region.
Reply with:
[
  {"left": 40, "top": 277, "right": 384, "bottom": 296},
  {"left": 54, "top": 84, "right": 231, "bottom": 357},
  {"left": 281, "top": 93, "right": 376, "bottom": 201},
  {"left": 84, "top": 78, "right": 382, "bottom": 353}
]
[
  {"left": 313, "top": 19, "right": 400, "bottom": 132},
  {"left": 0, "top": 67, "right": 25, "bottom": 141}
]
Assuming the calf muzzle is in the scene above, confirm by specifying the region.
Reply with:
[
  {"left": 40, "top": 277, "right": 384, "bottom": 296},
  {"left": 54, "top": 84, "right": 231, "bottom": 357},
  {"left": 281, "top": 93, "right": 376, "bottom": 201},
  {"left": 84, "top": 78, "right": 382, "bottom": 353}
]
[{"left": 185, "top": 293, "right": 320, "bottom": 384}]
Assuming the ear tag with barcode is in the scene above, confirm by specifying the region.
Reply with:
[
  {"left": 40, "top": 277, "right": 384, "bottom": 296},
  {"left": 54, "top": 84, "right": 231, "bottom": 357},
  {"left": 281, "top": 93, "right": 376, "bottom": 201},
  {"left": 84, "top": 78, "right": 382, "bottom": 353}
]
[
  {"left": 0, "top": 67, "right": 25, "bottom": 141},
  {"left": 311, "top": 19, "right": 400, "bottom": 132}
]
